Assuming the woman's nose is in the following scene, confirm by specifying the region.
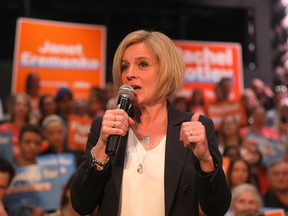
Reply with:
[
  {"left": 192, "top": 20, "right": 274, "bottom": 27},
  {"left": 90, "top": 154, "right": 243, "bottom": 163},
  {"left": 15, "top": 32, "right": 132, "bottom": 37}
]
[{"left": 125, "top": 66, "right": 137, "bottom": 80}]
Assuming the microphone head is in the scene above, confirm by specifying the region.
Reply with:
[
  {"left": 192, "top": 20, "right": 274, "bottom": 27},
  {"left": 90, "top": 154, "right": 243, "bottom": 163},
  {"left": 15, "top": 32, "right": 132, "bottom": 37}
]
[{"left": 118, "top": 84, "right": 135, "bottom": 100}]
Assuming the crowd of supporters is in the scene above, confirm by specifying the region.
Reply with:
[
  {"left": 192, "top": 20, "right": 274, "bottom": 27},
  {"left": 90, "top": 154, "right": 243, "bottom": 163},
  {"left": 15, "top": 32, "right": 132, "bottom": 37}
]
[{"left": 0, "top": 73, "right": 288, "bottom": 215}]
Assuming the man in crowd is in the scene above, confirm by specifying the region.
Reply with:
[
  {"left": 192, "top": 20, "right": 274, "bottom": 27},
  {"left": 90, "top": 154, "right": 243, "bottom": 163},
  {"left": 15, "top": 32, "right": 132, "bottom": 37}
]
[{"left": 263, "top": 160, "right": 288, "bottom": 213}]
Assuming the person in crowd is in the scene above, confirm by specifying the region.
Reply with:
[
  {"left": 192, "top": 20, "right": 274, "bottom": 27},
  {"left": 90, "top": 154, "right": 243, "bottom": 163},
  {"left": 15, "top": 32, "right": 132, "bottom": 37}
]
[
  {"left": 240, "top": 106, "right": 280, "bottom": 140},
  {"left": 15, "top": 124, "right": 43, "bottom": 166},
  {"left": 217, "top": 114, "right": 242, "bottom": 154},
  {"left": 0, "top": 93, "right": 33, "bottom": 158},
  {"left": 188, "top": 89, "right": 206, "bottom": 115},
  {"left": 266, "top": 84, "right": 288, "bottom": 127},
  {"left": 273, "top": 97, "right": 288, "bottom": 154},
  {"left": 226, "top": 157, "right": 253, "bottom": 190},
  {"left": 214, "top": 77, "right": 233, "bottom": 102},
  {"left": 38, "top": 94, "right": 57, "bottom": 127},
  {"left": 249, "top": 78, "right": 274, "bottom": 111},
  {"left": 55, "top": 87, "right": 74, "bottom": 123},
  {"left": 241, "top": 88, "right": 260, "bottom": 125},
  {"left": 240, "top": 137, "right": 262, "bottom": 190},
  {"left": 25, "top": 72, "right": 41, "bottom": 121},
  {"left": 171, "top": 96, "right": 189, "bottom": 112},
  {"left": 101, "top": 82, "right": 115, "bottom": 102},
  {"left": 0, "top": 157, "right": 15, "bottom": 216},
  {"left": 73, "top": 99, "right": 89, "bottom": 117},
  {"left": 223, "top": 145, "right": 241, "bottom": 161},
  {"left": 70, "top": 30, "right": 231, "bottom": 215},
  {"left": 87, "top": 89, "right": 106, "bottom": 118},
  {"left": 263, "top": 160, "right": 288, "bottom": 213},
  {"left": 41, "top": 114, "right": 81, "bottom": 166},
  {"left": 226, "top": 183, "right": 263, "bottom": 216}
]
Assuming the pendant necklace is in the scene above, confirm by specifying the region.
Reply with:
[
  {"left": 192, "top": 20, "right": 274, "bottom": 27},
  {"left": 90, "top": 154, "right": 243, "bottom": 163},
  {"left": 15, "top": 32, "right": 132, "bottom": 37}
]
[
  {"left": 136, "top": 148, "right": 148, "bottom": 174},
  {"left": 134, "top": 135, "right": 148, "bottom": 174},
  {"left": 139, "top": 117, "right": 167, "bottom": 145}
]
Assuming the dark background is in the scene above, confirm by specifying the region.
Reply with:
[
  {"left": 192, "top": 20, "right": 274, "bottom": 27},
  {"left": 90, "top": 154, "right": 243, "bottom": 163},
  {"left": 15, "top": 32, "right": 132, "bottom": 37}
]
[{"left": 0, "top": 0, "right": 272, "bottom": 104}]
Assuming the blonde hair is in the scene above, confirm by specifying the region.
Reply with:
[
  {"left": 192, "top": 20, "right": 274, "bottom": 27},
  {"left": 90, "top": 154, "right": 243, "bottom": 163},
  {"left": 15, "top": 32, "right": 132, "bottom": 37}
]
[
  {"left": 112, "top": 30, "right": 184, "bottom": 100},
  {"left": 8, "top": 92, "right": 32, "bottom": 123},
  {"left": 42, "top": 114, "right": 66, "bottom": 132}
]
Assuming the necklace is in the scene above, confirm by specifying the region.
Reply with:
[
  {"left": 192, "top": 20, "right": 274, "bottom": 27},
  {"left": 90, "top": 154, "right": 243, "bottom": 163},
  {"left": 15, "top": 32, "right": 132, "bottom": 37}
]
[
  {"left": 138, "top": 117, "right": 167, "bottom": 145},
  {"left": 134, "top": 134, "right": 148, "bottom": 174}
]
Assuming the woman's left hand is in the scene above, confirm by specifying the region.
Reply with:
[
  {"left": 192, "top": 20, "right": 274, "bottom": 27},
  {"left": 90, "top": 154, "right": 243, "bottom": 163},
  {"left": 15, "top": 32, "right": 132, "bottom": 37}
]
[{"left": 180, "top": 113, "right": 214, "bottom": 171}]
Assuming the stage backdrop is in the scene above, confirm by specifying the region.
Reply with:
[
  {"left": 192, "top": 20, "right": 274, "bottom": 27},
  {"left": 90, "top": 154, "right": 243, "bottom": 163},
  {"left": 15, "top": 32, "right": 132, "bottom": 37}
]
[
  {"left": 12, "top": 18, "right": 106, "bottom": 99},
  {"left": 173, "top": 40, "right": 243, "bottom": 101}
]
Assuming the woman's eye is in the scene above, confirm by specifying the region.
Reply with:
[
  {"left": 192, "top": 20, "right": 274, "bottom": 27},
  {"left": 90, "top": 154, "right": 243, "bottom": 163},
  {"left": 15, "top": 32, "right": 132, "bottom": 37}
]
[
  {"left": 139, "top": 62, "right": 148, "bottom": 68},
  {"left": 121, "top": 65, "right": 128, "bottom": 72}
]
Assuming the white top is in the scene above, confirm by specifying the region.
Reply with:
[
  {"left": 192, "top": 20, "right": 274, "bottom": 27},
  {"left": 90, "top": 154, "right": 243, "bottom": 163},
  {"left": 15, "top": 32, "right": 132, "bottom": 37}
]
[{"left": 118, "top": 128, "right": 166, "bottom": 216}]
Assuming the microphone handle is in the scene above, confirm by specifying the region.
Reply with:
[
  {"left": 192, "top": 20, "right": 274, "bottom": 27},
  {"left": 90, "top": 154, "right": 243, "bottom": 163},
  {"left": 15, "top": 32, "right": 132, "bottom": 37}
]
[{"left": 105, "top": 96, "right": 131, "bottom": 156}]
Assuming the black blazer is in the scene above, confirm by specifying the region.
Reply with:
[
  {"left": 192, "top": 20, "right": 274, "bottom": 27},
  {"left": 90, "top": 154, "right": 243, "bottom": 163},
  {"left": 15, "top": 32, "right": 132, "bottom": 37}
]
[{"left": 71, "top": 102, "right": 231, "bottom": 216}]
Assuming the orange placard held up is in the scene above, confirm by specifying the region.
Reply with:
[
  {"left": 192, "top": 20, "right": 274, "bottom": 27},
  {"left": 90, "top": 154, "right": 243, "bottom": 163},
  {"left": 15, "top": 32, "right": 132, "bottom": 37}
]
[
  {"left": 68, "top": 115, "right": 93, "bottom": 152},
  {"left": 12, "top": 18, "right": 106, "bottom": 100},
  {"left": 173, "top": 40, "right": 243, "bottom": 102},
  {"left": 264, "top": 209, "right": 285, "bottom": 216},
  {"left": 205, "top": 100, "right": 247, "bottom": 130}
]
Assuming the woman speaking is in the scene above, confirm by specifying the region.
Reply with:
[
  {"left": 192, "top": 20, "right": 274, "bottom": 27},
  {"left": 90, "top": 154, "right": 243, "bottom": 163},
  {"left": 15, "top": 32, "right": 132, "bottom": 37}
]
[{"left": 70, "top": 30, "right": 231, "bottom": 216}]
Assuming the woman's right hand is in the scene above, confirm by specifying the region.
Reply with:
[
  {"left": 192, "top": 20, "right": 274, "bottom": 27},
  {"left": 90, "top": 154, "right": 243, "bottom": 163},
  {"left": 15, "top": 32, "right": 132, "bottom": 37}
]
[{"left": 92, "top": 109, "right": 134, "bottom": 160}]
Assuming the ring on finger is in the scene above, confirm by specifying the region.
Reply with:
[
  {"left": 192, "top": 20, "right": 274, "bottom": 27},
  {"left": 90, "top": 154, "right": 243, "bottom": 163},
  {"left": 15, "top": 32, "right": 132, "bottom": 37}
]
[{"left": 189, "top": 130, "right": 193, "bottom": 136}]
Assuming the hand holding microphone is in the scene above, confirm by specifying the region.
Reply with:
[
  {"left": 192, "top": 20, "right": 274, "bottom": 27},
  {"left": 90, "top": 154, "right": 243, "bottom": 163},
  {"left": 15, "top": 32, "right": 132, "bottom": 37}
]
[{"left": 104, "top": 85, "right": 135, "bottom": 156}]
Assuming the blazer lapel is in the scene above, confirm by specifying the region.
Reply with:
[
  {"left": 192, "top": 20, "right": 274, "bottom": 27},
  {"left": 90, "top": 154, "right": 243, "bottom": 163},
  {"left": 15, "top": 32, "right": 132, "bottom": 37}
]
[{"left": 164, "top": 102, "right": 192, "bottom": 215}]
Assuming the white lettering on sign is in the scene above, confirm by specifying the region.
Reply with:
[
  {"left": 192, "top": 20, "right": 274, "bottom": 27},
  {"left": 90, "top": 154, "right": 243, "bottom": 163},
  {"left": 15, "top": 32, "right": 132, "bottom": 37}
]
[
  {"left": 38, "top": 40, "right": 83, "bottom": 56},
  {"left": 178, "top": 47, "right": 233, "bottom": 66}
]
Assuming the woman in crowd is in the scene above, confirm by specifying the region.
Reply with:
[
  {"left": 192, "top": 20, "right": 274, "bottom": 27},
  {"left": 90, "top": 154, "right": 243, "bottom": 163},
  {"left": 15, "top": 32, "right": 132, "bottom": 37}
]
[
  {"left": 241, "top": 88, "right": 260, "bottom": 125},
  {"left": 41, "top": 114, "right": 81, "bottom": 166},
  {"left": 226, "top": 183, "right": 263, "bottom": 216},
  {"left": 189, "top": 89, "right": 206, "bottom": 115},
  {"left": 226, "top": 157, "right": 253, "bottom": 190},
  {"left": 0, "top": 92, "right": 32, "bottom": 158},
  {"left": 70, "top": 30, "right": 231, "bottom": 215},
  {"left": 38, "top": 94, "right": 57, "bottom": 127},
  {"left": 217, "top": 114, "right": 242, "bottom": 154}
]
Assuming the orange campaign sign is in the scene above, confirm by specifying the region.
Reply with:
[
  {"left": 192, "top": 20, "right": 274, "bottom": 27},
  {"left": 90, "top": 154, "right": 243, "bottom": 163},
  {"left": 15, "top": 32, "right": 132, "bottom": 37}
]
[
  {"left": 205, "top": 100, "right": 247, "bottom": 130},
  {"left": 68, "top": 115, "right": 93, "bottom": 152},
  {"left": 12, "top": 18, "right": 106, "bottom": 99},
  {"left": 263, "top": 209, "right": 285, "bottom": 216},
  {"left": 173, "top": 40, "right": 243, "bottom": 101}
]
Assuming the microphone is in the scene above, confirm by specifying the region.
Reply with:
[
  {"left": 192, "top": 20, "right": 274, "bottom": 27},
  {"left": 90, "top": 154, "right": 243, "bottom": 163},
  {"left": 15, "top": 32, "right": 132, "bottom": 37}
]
[{"left": 105, "top": 84, "right": 135, "bottom": 156}]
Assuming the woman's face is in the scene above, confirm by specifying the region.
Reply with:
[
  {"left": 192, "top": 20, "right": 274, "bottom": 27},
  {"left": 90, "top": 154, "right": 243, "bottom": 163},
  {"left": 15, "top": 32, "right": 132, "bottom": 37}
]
[
  {"left": 222, "top": 116, "right": 238, "bottom": 136},
  {"left": 42, "top": 96, "right": 56, "bottom": 116},
  {"left": 13, "top": 95, "right": 30, "bottom": 119},
  {"left": 230, "top": 160, "right": 249, "bottom": 187},
  {"left": 44, "top": 122, "right": 65, "bottom": 148},
  {"left": 251, "top": 107, "right": 266, "bottom": 127},
  {"left": 232, "top": 191, "right": 259, "bottom": 213},
  {"left": 121, "top": 42, "right": 160, "bottom": 106}
]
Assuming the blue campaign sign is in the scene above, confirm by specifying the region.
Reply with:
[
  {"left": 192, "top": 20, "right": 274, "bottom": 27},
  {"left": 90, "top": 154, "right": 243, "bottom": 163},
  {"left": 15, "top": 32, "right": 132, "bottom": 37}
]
[
  {"left": 3, "top": 165, "right": 62, "bottom": 212},
  {"left": 36, "top": 153, "right": 76, "bottom": 186},
  {"left": 246, "top": 132, "right": 286, "bottom": 167},
  {"left": 0, "top": 132, "right": 13, "bottom": 163}
]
